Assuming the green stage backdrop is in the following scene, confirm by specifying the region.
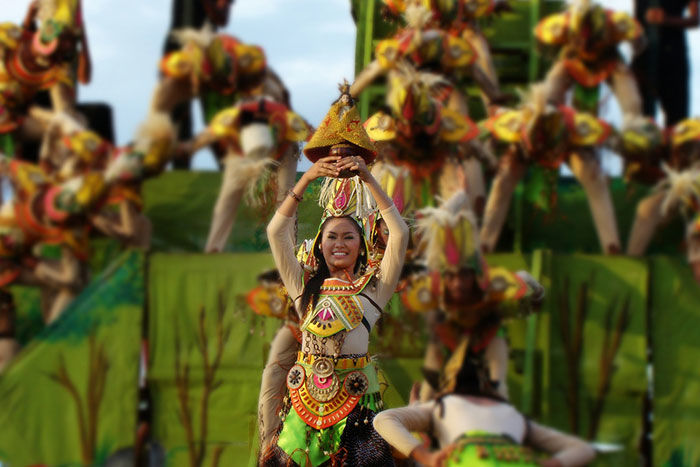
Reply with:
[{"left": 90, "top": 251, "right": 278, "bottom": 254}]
[
  {"left": 147, "top": 253, "right": 279, "bottom": 466},
  {"left": 543, "top": 255, "right": 648, "bottom": 466},
  {"left": 0, "top": 250, "right": 144, "bottom": 466},
  {"left": 649, "top": 257, "right": 700, "bottom": 467}
]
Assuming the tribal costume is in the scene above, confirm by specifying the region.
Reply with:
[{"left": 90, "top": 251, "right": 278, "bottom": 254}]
[
  {"left": 262, "top": 89, "right": 409, "bottom": 466},
  {"left": 0, "top": 0, "right": 90, "bottom": 158},
  {"left": 351, "top": 2, "right": 501, "bottom": 113},
  {"left": 189, "top": 96, "right": 311, "bottom": 252},
  {"left": 3, "top": 157, "right": 98, "bottom": 323},
  {"left": 406, "top": 191, "right": 543, "bottom": 400},
  {"left": 381, "top": 0, "right": 501, "bottom": 108},
  {"left": 480, "top": 84, "right": 620, "bottom": 254},
  {"left": 152, "top": 26, "right": 276, "bottom": 121},
  {"left": 535, "top": 0, "right": 642, "bottom": 116},
  {"left": 264, "top": 179, "right": 408, "bottom": 466},
  {"left": 363, "top": 64, "right": 490, "bottom": 213},
  {"left": 625, "top": 118, "right": 700, "bottom": 279}
]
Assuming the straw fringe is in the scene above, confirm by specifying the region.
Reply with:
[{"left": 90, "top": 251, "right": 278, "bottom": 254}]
[
  {"left": 657, "top": 163, "right": 700, "bottom": 216},
  {"left": 171, "top": 25, "right": 216, "bottom": 48}
]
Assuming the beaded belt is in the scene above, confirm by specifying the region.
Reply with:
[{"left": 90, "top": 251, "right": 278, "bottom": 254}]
[
  {"left": 288, "top": 352, "right": 374, "bottom": 429},
  {"left": 296, "top": 351, "right": 370, "bottom": 370}
]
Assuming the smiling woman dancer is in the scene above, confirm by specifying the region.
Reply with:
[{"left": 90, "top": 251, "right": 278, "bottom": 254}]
[{"left": 261, "top": 88, "right": 409, "bottom": 466}]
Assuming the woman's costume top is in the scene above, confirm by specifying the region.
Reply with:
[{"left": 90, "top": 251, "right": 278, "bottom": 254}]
[{"left": 267, "top": 193, "right": 409, "bottom": 356}]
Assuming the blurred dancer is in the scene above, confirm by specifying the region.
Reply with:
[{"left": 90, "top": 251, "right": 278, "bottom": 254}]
[
  {"left": 161, "top": 0, "right": 234, "bottom": 169},
  {"left": 374, "top": 343, "right": 596, "bottom": 466}
]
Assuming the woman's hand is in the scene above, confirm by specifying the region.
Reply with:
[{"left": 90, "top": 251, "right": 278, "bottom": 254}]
[
  {"left": 336, "top": 156, "right": 371, "bottom": 182},
  {"left": 410, "top": 445, "right": 451, "bottom": 467},
  {"left": 302, "top": 155, "right": 341, "bottom": 182}
]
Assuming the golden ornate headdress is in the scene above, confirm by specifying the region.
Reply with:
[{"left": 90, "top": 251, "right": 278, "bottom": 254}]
[{"left": 303, "top": 82, "right": 377, "bottom": 164}]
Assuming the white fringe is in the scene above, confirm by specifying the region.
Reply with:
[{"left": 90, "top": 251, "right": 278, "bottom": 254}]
[
  {"left": 171, "top": 24, "right": 216, "bottom": 48},
  {"left": 657, "top": 163, "right": 700, "bottom": 216},
  {"left": 133, "top": 112, "right": 176, "bottom": 154},
  {"left": 224, "top": 156, "right": 279, "bottom": 206},
  {"left": 404, "top": 3, "right": 433, "bottom": 29}
]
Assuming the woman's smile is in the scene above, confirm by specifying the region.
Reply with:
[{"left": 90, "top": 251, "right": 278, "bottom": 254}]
[{"left": 320, "top": 217, "right": 362, "bottom": 275}]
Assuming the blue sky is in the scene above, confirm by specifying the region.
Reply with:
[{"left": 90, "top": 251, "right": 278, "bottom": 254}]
[{"left": 4, "top": 0, "right": 700, "bottom": 174}]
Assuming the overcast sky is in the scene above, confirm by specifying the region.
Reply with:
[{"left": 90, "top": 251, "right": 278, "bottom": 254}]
[{"left": 3, "top": 0, "right": 699, "bottom": 173}]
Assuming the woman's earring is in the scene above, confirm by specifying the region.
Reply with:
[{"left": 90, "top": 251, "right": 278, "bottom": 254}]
[{"left": 360, "top": 249, "right": 365, "bottom": 257}]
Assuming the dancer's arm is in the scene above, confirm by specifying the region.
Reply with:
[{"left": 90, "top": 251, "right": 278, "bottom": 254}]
[
  {"left": 336, "top": 156, "right": 409, "bottom": 306},
  {"left": 266, "top": 156, "right": 340, "bottom": 302},
  {"left": 441, "top": 163, "right": 471, "bottom": 214},
  {"left": 527, "top": 421, "right": 596, "bottom": 467},
  {"left": 372, "top": 403, "right": 434, "bottom": 458}
]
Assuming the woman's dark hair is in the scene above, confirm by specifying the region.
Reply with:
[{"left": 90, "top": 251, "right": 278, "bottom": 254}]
[
  {"left": 400, "top": 261, "right": 426, "bottom": 281},
  {"left": 435, "top": 355, "right": 505, "bottom": 417},
  {"left": 257, "top": 269, "right": 282, "bottom": 284},
  {"left": 452, "top": 357, "right": 499, "bottom": 398},
  {"left": 298, "top": 216, "right": 368, "bottom": 316}
]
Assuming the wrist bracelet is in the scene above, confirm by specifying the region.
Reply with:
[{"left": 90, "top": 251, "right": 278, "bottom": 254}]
[{"left": 288, "top": 190, "right": 303, "bottom": 203}]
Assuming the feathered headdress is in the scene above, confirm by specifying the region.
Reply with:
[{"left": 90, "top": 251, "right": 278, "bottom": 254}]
[
  {"left": 657, "top": 163, "right": 700, "bottom": 217},
  {"left": 568, "top": 0, "right": 593, "bottom": 34},
  {"left": 414, "top": 197, "right": 488, "bottom": 288},
  {"left": 171, "top": 25, "right": 217, "bottom": 48},
  {"left": 404, "top": 2, "right": 434, "bottom": 29}
]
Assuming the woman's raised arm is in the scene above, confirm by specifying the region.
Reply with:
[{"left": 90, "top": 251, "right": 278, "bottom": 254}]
[
  {"left": 336, "top": 156, "right": 409, "bottom": 306},
  {"left": 266, "top": 156, "right": 341, "bottom": 304}
]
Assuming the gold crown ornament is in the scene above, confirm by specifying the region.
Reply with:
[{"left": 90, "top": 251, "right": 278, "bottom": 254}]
[{"left": 303, "top": 82, "right": 377, "bottom": 166}]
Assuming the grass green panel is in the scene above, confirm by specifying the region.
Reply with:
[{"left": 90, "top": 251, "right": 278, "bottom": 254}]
[
  {"left": 0, "top": 250, "right": 144, "bottom": 466},
  {"left": 649, "top": 257, "right": 700, "bottom": 467},
  {"left": 147, "top": 252, "right": 280, "bottom": 466},
  {"left": 143, "top": 171, "right": 324, "bottom": 253},
  {"left": 545, "top": 255, "right": 647, "bottom": 466}
]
